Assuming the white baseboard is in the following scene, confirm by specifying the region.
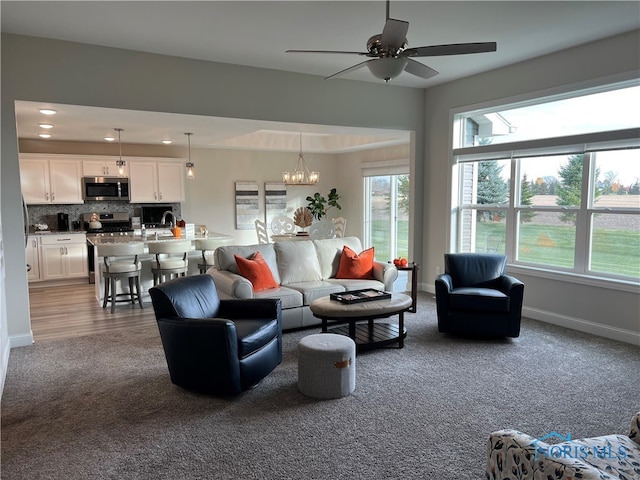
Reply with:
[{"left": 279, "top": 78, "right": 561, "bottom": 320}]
[
  {"left": 3, "top": 332, "right": 35, "bottom": 396},
  {"left": 1, "top": 334, "right": 10, "bottom": 398},
  {"left": 422, "top": 283, "right": 639, "bottom": 346},
  {"left": 523, "top": 307, "right": 640, "bottom": 346},
  {"left": 10, "top": 331, "right": 34, "bottom": 348}
]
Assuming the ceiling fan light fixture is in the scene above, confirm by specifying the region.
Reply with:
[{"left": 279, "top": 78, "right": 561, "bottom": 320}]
[
  {"left": 367, "top": 57, "right": 408, "bottom": 82},
  {"left": 283, "top": 132, "right": 319, "bottom": 186}
]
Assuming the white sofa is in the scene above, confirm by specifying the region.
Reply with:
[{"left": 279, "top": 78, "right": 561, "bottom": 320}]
[{"left": 209, "top": 236, "right": 398, "bottom": 331}]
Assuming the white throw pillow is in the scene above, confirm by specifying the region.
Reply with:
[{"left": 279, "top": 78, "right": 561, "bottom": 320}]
[
  {"left": 313, "top": 237, "right": 363, "bottom": 279},
  {"left": 214, "top": 243, "right": 281, "bottom": 285},
  {"left": 274, "top": 241, "right": 322, "bottom": 285}
]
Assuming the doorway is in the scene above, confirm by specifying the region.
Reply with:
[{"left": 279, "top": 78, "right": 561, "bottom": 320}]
[{"left": 363, "top": 173, "right": 410, "bottom": 261}]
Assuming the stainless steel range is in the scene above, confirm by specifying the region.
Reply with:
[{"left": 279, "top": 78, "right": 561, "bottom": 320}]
[
  {"left": 82, "top": 212, "right": 133, "bottom": 234},
  {"left": 84, "top": 212, "right": 133, "bottom": 283}
]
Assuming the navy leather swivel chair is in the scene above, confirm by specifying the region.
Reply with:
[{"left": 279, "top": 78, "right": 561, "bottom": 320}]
[
  {"left": 435, "top": 253, "right": 524, "bottom": 337},
  {"left": 149, "top": 274, "right": 282, "bottom": 395}
]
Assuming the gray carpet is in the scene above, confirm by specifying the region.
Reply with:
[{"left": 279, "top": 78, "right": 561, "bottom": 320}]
[{"left": 2, "top": 293, "right": 639, "bottom": 480}]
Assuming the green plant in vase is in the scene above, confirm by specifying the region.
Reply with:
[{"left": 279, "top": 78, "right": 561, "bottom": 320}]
[{"left": 306, "top": 188, "right": 342, "bottom": 220}]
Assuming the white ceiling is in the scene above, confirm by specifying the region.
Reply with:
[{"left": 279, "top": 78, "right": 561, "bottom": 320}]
[
  {"left": 14, "top": 101, "right": 412, "bottom": 154},
  {"left": 3, "top": 1, "right": 639, "bottom": 152}
]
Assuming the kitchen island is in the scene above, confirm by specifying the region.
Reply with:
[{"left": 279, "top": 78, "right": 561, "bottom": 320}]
[{"left": 88, "top": 232, "right": 233, "bottom": 304}]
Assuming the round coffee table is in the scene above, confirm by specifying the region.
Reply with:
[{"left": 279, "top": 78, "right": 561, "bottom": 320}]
[{"left": 309, "top": 293, "right": 412, "bottom": 351}]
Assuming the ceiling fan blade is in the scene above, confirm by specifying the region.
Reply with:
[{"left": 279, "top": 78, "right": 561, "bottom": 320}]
[
  {"left": 381, "top": 18, "right": 409, "bottom": 50},
  {"left": 286, "top": 49, "right": 370, "bottom": 56},
  {"left": 402, "top": 42, "right": 497, "bottom": 57},
  {"left": 404, "top": 58, "right": 439, "bottom": 80},
  {"left": 324, "top": 59, "right": 372, "bottom": 80}
]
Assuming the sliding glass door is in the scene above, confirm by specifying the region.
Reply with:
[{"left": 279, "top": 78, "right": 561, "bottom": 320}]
[{"left": 364, "top": 174, "right": 409, "bottom": 262}]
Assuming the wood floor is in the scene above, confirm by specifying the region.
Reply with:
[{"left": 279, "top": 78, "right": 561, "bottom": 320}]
[{"left": 29, "top": 282, "right": 157, "bottom": 342}]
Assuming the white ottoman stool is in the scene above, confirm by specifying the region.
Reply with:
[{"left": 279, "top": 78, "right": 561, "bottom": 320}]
[{"left": 297, "top": 333, "right": 356, "bottom": 399}]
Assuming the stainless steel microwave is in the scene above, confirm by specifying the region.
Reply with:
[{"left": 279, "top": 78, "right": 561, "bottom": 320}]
[{"left": 82, "top": 177, "right": 130, "bottom": 201}]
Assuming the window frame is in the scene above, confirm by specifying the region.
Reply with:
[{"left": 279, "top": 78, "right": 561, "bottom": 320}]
[
  {"left": 450, "top": 78, "right": 640, "bottom": 289},
  {"left": 361, "top": 159, "right": 410, "bottom": 261}
]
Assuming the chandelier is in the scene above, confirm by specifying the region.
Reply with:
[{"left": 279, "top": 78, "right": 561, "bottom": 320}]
[{"left": 283, "top": 132, "right": 318, "bottom": 186}]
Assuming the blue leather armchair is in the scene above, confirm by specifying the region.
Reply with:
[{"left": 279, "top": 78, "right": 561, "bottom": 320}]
[
  {"left": 435, "top": 253, "right": 524, "bottom": 337},
  {"left": 149, "top": 274, "right": 282, "bottom": 395}
]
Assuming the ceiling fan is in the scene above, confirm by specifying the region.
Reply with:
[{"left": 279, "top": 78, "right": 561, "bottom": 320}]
[{"left": 286, "top": 0, "right": 497, "bottom": 83}]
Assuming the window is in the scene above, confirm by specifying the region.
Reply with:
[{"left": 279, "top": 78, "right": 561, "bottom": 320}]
[
  {"left": 516, "top": 153, "right": 582, "bottom": 270},
  {"left": 588, "top": 149, "right": 640, "bottom": 277},
  {"left": 363, "top": 174, "right": 409, "bottom": 261},
  {"left": 458, "top": 84, "right": 640, "bottom": 147},
  {"left": 457, "top": 159, "right": 510, "bottom": 254},
  {"left": 453, "top": 82, "right": 640, "bottom": 282}
]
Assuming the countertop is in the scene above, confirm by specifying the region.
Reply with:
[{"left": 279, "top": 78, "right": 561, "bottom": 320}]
[
  {"left": 29, "top": 230, "right": 87, "bottom": 235},
  {"left": 86, "top": 232, "right": 232, "bottom": 246}
]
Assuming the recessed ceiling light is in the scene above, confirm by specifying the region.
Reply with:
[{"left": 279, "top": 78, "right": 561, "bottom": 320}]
[
  {"left": 161, "top": 139, "right": 172, "bottom": 145},
  {"left": 104, "top": 136, "right": 115, "bottom": 142},
  {"left": 38, "top": 133, "right": 52, "bottom": 139},
  {"left": 39, "top": 109, "right": 57, "bottom": 115},
  {"left": 38, "top": 123, "right": 54, "bottom": 129}
]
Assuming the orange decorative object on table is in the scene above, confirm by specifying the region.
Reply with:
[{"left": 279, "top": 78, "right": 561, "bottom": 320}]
[{"left": 171, "top": 227, "right": 182, "bottom": 238}]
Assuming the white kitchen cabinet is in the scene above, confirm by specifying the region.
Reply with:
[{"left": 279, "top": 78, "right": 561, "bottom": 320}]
[
  {"left": 40, "top": 234, "right": 87, "bottom": 280},
  {"left": 157, "top": 163, "right": 184, "bottom": 202},
  {"left": 128, "top": 162, "right": 156, "bottom": 202},
  {"left": 129, "top": 160, "right": 184, "bottom": 203},
  {"left": 20, "top": 156, "right": 84, "bottom": 204},
  {"left": 83, "top": 158, "right": 128, "bottom": 177},
  {"left": 25, "top": 235, "right": 41, "bottom": 282}
]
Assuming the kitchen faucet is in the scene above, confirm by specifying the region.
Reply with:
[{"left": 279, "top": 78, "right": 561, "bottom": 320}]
[{"left": 161, "top": 210, "right": 175, "bottom": 228}]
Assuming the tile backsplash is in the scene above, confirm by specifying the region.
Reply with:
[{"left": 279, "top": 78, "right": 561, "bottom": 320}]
[{"left": 27, "top": 202, "right": 181, "bottom": 231}]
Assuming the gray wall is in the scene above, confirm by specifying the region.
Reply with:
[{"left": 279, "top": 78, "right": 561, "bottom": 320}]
[
  {"left": 1, "top": 28, "right": 639, "bottom": 381},
  {"left": 1, "top": 33, "right": 425, "bottom": 350},
  {"left": 422, "top": 30, "right": 640, "bottom": 342}
]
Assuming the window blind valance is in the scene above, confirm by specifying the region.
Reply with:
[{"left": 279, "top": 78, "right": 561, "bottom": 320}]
[{"left": 361, "top": 158, "right": 409, "bottom": 177}]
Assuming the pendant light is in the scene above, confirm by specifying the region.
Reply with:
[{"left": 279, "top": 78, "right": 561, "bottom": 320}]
[
  {"left": 185, "top": 132, "right": 194, "bottom": 180},
  {"left": 114, "top": 128, "right": 126, "bottom": 177},
  {"left": 283, "top": 132, "right": 319, "bottom": 186}
]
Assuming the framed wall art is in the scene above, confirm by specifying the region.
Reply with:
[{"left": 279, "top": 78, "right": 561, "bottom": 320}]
[
  {"left": 264, "top": 182, "right": 287, "bottom": 228},
  {"left": 235, "top": 181, "right": 259, "bottom": 230}
]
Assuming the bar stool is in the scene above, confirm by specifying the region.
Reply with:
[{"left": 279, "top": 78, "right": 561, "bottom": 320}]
[
  {"left": 148, "top": 240, "right": 191, "bottom": 285},
  {"left": 195, "top": 238, "right": 233, "bottom": 274},
  {"left": 97, "top": 242, "right": 145, "bottom": 313}
]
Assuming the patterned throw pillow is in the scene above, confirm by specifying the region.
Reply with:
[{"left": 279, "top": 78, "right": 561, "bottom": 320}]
[
  {"left": 234, "top": 251, "right": 279, "bottom": 291},
  {"left": 335, "top": 246, "right": 375, "bottom": 279}
]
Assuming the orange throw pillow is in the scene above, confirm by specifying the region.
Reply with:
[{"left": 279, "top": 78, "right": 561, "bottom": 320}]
[
  {"left": 335, "top": 246, "right": 375, "bottom": 279},
  {"left": 234, "top": 251, "right": 279, "bottom": 292}
]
